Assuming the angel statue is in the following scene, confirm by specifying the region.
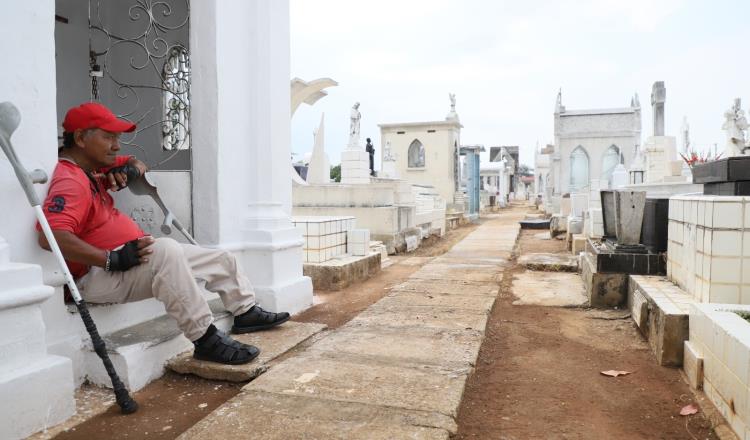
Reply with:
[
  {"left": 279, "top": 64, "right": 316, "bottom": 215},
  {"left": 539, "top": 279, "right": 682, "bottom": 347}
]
[
  {"left": 348, "top": 102, "right": 361, "bottom": 148},
  {"left": 722, "top": 98, "right": 749, "bottom": 157}
]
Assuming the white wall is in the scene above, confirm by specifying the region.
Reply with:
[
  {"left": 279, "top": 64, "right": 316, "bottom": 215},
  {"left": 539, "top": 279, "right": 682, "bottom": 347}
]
[{"left": 0, "top": 2, "right": 77, "bottom": 437}]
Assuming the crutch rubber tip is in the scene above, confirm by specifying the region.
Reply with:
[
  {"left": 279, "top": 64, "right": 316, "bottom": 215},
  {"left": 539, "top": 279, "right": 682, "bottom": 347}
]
[{"left": 119, "top": 398, "right": 139, "bottom": 414}]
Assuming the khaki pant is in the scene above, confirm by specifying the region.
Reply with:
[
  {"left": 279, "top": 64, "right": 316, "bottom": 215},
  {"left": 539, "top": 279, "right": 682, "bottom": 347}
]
[{"left": 77, "top": 237, "right": 256, "bottom": 341}]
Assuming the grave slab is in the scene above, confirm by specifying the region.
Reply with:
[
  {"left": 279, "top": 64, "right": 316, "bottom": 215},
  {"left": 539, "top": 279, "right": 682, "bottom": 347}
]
[
  {"left": 378, "top": 290, "right": 496, "bottom": 312},
  {"left": 244, "top": 350, "right": 469, "bottom": 418},
  {"left": 168, "top": 322, "right": 326, "bottom": 381},
  {"left": 511, "top": 271, "right": 587, "bottom": 307},
  {"left": 389, "top": 280, "right": 499, "bottom": 296},
  {"left": 431, "top": 256, "right": 508, "bottom": 266},
  {"left": 517, "top": 253, "right": 578, "bottom": 272},
  {"left": 442, "top": 249, "right": 512, "bottom": 260},
  {"left": 408, "top": 268, "right": 501, "bottom": 283},
  {"left": 178, "top": 390, "right": 452, "bottom": 440},
  {"left": 311, "top": 324, "right": 483, "bottom": 368},
  {"left": 351, "top": 304, "right": 489, "bottom": 332}
]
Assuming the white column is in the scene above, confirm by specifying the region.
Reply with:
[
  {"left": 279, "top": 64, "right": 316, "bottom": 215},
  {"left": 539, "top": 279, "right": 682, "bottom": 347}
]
[
  {"left": 191, "top": 0, "right": 312, "bottom": 314},
  {"left": 0, "top": 3, "right": 76, "bottom": 438}
]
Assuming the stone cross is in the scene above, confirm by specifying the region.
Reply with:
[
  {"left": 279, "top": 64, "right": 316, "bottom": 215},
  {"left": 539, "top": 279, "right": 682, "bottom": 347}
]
[{"left": 650, "top": 81, "right": 666, "bottom": 136}]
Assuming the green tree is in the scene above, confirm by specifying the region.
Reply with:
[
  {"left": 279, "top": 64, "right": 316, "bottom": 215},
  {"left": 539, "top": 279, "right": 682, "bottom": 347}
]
[
  {"left": 518, "top": 163, "right": 534, "bottom": 177},
  {"left": 330, "top": 164, "right": 341, "bottom": 182}
]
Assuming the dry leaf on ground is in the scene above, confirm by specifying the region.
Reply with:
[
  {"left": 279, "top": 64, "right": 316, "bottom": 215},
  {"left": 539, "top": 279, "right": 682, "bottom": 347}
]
[
  {"left": 600, "top": 370, "right": 632, "bottom": 377},
  {"left": 679, "top": 404, "right": 698, "bottom": 416}
]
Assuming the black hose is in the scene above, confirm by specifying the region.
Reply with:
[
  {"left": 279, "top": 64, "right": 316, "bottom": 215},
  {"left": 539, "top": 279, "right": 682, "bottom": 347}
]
[{"left": 75, "top": 300, "right": 139, "bottom": 414}]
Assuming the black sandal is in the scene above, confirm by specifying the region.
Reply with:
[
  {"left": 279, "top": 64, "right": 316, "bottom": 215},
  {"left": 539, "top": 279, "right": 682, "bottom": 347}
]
[
  {"left": 193, "top": 328, "right": 260, "bottom": 365},
  {"left": 232, "top": 305, "right": 290, "bottom": 334}
]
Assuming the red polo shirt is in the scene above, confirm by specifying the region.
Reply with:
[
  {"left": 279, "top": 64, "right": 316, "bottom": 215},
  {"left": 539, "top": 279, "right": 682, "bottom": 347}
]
[{"left": 39, "top": 156, "right": 145, "bottom": 278}]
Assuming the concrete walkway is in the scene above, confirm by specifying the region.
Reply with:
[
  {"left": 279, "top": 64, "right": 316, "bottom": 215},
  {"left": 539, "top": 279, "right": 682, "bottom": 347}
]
[{"left": 179, "top": 211, "right": 525, "bottom": 440}]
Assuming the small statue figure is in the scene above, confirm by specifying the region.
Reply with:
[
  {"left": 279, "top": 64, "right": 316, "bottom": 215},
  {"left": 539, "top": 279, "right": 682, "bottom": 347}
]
[
  {"left": 449, "top": 93, "right": 456, "bottom": 112},
  {"left": 722, "top": 98, "right": 749, "bottom": 157},
  {"left": 348, "top": 102, "right": 361, "bottom": 148},
  {"left": 365, "top": 138, "right": 375, "bottom": 176},
  {"left": 383, "top": 140, "right": 395, "bottom": 162}
]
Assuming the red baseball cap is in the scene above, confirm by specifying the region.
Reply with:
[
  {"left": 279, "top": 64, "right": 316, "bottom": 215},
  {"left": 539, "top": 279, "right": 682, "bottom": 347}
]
[{"left": 63, "top": 102, "right": 136, "bottom": 133}]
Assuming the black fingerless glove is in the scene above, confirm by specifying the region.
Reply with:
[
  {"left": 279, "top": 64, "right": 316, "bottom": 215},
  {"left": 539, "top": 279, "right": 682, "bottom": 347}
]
[
  {"left": 107, "top": 240, "right": 141, "bottom": 272},
  {"left": 108, "top": 164, "right": 141, "bottom": 186}
]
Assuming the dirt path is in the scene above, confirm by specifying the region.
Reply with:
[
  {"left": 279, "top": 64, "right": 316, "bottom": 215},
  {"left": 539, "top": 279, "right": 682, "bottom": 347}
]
[
  {"left": 47, "top": 221, "right": 480, "bottom": 440},
  {"left": 454, "top": 214, "right": 717, "bottom": 440}
]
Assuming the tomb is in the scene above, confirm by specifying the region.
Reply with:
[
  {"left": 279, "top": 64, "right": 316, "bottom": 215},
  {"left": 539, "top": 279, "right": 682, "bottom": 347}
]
[
  {"left": 293, "top": 103, "right": 445, "bottom": 254},
  {"left": 379, "top": 95, "right": 464, "bottom": 217},
  {"left": 582, "top": 190, "right": 666, "bottom": 307},
  {"left": 541, "top": 89, "right": 641, "bottom": 213}
]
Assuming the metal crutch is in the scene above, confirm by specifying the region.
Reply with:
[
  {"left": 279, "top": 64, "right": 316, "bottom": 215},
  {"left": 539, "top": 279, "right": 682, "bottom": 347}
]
[
  {"left": 0, "top": 102, "right": 138, "bottom": 414},
  {"left": 129, "top": 174, "right": 198, "bottom": 245}
]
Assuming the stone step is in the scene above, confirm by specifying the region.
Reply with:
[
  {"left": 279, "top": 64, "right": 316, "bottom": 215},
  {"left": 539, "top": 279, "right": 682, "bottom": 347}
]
[
  {"left": 82, "top": 298, "right": 232, "bottom": 392},
  {"left": 167, "top": 321, "right": 326, "bottom": 382}
]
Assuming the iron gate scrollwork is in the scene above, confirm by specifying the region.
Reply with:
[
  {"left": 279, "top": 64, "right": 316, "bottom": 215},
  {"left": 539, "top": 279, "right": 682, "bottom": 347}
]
[{"left": 88, "top": 0, "right": 191, "bottom": 170}]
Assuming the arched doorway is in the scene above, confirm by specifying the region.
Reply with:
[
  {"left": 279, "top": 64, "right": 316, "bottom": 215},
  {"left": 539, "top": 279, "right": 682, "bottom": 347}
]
[{"left": 569, "top": 146, "right": 589, "bottom": 192}]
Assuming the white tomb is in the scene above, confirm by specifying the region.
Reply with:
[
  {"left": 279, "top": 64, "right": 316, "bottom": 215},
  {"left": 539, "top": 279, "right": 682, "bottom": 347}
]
[
  {"left": 379, "top": 95, "right": 464, "bottom": 214},
  {"left": 340, "top": 102, "right": 372, "bottom": 185}
]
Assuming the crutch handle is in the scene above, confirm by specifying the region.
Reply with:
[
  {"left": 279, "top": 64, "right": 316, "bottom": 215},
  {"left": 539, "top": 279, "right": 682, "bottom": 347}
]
[{"left": 0, "top": 102, "right": 47, "bottom": 206}]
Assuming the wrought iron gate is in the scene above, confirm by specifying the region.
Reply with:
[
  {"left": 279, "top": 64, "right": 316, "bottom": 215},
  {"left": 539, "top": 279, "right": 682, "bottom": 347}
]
[
  {"left": 81, "top": 0, "right": 194, "bottom": 238},
  {"left": 88, "top": 0, "right": 191, "bottom": 171}
]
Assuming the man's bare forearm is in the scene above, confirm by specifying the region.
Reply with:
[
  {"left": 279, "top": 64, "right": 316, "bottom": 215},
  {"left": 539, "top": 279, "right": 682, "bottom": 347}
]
[{"left": 38, "top": 230, "right": 107, "bottom": 267}]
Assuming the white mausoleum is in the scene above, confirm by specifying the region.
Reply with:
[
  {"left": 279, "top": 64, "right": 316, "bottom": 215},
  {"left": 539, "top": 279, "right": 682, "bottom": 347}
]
[
  {"left": 379, "top": 102, "right": 463, "bottom": 213},
  {"left": 544, "top": 90, "right": 642, "bottom": 197}
]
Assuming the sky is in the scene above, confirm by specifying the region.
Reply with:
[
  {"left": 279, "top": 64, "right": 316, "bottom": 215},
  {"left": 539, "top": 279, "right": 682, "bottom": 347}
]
[{"left": 290, "top": 0, "right": 750, "bottom": 170}]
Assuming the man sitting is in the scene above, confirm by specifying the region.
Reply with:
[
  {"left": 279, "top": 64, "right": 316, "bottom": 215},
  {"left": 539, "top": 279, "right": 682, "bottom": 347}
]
[{"left": 38, "top": 102, "right": 288, "bottom": 365}]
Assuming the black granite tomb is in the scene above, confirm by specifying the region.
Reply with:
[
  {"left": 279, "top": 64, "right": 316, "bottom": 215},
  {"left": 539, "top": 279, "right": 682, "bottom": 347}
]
[
  {"left": 585, "top": 239, "right": 664, "bottom": 274},
  {"left": 703, "top": 181, "right": 750, "bottom": 196},
  {"left": 640, "top": 198, "right": 669, "bottom": 253},
  {"left": 519, "top": 219, "right": 551, "bottom": 229},
  {"left": 590, "top": 190, "right": 665, "bottom": 276},
  {"left": 692, "top": 156, "right": 750, "bottom": 196},
  {"left": 692, "top": 155, "right": 750, "bottom": 182}
]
